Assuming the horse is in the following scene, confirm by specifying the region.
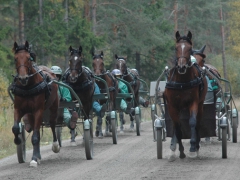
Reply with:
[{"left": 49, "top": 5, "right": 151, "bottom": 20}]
[
  {"left": 92, "top": 51, "right": 118, "bottom": 136},
  {"left": 164, "top": 31, "right": 207, "bottom": 161},
  {"left": 115, "top": 55, "right": 141, "bottom": 130},
  {"left": 11, "top": 41, "right": 60, "bottom": 167},
  {"left": 63, "top": 46, "right": 95, "bottom": 122}
]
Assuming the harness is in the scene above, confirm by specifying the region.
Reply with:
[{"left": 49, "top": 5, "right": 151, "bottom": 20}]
[
  {"left": 96, "top": 71, "right": 117, "bottom": 92},
  {"left": 10, "top": 65, "right": 52, "bottom": 98},
  {"left": 63, "top": 66, "right": 93, "bottom": 93},
  {"left": 122, "top": 68, "right": 138, "bottom": 86},
  {"left": 165, "top": 63, "right": 205, "bottom": 96}
]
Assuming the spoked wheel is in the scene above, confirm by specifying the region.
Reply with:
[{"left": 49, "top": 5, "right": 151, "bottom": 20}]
[
  {"left": 156, "top": 128, "right": 163, "bottom": 159},
  {"left": 56, "top": 127, "right": 62, "bottom": 147},
  {"left": 17, "top": 123, "right": 26, "bottom": 163},
  {"left": 84, "top": 122, "right": 93, "bottom": 160},
  {"left": 222, "top": 127, "right": 227, "bottom": 159},
  {"left": 135, "top": 113, "right": 141, "bottom": 136},
  {"left": 151, "top": 106, "right": 156, "bottom": 141},
  {"left": 232, "top": 116, "right": 238, "bottom": 143},
  {"left": 111, "top": 111, "right": 118, "bottom": 144}
]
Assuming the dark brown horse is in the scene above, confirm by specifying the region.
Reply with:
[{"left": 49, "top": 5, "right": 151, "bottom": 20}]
[
  {"left": 164, "top": 31, "right": 207, "bottom": 161},
  {"left": 11, "top": 41, "right": 60, "bottom": 167},
  {"left": 115, "top": 55, "right": 141, "bottom": 130},
  {"left": 63, "top": 46, "right": 95, "bottom": 121},
  {"left": 92, "top": 51, "right": 118, "bottom": 136},
  {"left": 114, "top": 55, "right": 140, "bottom": 107}
]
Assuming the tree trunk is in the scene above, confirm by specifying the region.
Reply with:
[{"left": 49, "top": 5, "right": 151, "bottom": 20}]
[
  {"left": 136, "top": 52, "right": 140, "bottom": 74},
  {"left": 84, "top": 0, "right": 90, "bottom": 21},
  {"left": 220, "top": 5, "right": 228, "bottom": 91},
  {"left": 65, "top": 0, "right": 69, "bottom": 69},
  {"left": 39, "top": 0, "right": 44, "bottom": 64},
  {"left": 18, "top": 0, "right": 24, "bottom": 43},
  {"left": 174, "top": 0, "right": 178, "bottom": 33},
  {"left": 39, "top": 0, "right": 43, "bottom": 25},
  {"left": 92, "top": 0, "right": 96, "bottom": 35}
]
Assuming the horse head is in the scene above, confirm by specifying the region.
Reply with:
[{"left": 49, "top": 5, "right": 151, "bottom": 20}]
[
  {"left": 115, "top": 54, "right": 128, "bottom": 75},
  {"left": 92, "top": 51, "right": 105, "bottom": 76},
  {"left": 192, "top": 45, "right": 206, "bottom": 67},
  {"left": 175, "top": 31, "right": 193, "bottom": 74},
  {"left": 13, "top": 41, "right": 33, "bottom": 86},
  {"left": 68, "top": 45, "right": 83, "bottom": 83}
]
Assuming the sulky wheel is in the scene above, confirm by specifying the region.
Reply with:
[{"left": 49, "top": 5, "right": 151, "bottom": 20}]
[
  {"left": 17, "top": 123, "right": 26, "bottom": 163},
  {"left": 156, "top": 128, "right": 163, "bottom": 159},
  {"left": 232, "top": 116, "right": 238, "bottom": 143},
  {"left": 84, "top": 120, "right": 93, "bottom": 160},
  {"left": 151, "top": 104, "right": 156, "bottom": 141},
  {"left": 135, "top": 107, "right": 141, "bottom": 136},
  {"left": 222, "top": 127, "right": 227, "bottom": 159},
  {"left": 111, "top": 111, "right": 118, "bottom": 144}
]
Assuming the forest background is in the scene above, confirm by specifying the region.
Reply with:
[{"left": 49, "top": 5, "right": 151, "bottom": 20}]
[{"left": 1, "top": 0, "right": 240, "bottom": 157}]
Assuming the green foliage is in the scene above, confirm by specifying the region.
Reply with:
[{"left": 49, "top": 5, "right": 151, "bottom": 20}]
[{"left": 207, "top": 54, "right": 240, "bottom": 95}]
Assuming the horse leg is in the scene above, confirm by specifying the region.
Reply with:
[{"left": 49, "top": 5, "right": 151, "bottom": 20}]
[
  {"left": 30, "top": 130, "right": 41, "bottom": 167},
  {"left": 12, "top": 109, "right": 23, "bottom": 145},
  {"left": 168, "top": 133, "right": 178, "bottom": 162},
  {"left": 97, "top": 116, "right": 103, "bottom": 138},
  {"left": 196, "top": 104, "right": 204, "bottom": 157},
  {"left": 130, "top": 114, "right": 134, "bottom": 131},
  {"left": 119, "top": 111, "right": 124, "bottom": 133},
  {"left": 48, "top": 106, "right": 60, "bottom": 153},
  {"left": 105, "top": 115, "right": 110, "bottom": 136},
  {"left": 175, "top": 123, "right": 186, "bottom": 159},
  {"left": 189, "top": 104, "right": 198, "bottom": 158}
]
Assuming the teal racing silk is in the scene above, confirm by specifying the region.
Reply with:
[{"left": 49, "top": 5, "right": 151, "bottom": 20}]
[{"left": 58, "top": 81, "right": 72, "bottom": 128}]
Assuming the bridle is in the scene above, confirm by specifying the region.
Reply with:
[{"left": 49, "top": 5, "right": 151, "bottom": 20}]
[
  {"left": 92, "top": 55, "right": 106, "bottom": 76},
  {"left": 116, "top": 58, "right": 128, "bottom": 75},
  {"left": 175, "top": 40, "right": 193, "bottom": 74},
  {"left": 69, "top": 53, "right": 83, "bottom": 78},
  {"left": 14, "top": 50, "right": 40, "bottom": 85}
]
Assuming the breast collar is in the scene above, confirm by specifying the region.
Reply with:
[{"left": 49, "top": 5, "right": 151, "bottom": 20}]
[{"left": 165, "top": 63, "right": 205, "bottom": 90}]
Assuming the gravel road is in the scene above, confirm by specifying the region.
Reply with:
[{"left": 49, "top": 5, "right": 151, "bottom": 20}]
[{"left": 1, "top": 120, "right": 240, "bottom": 180}]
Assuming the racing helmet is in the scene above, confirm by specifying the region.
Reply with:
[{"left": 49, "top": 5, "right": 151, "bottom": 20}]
[
  {"left": 112, "top": 69, "right": 122, "bottom": 77},
  {"left": 190, "top": 55, "right": 197, "bottom": 63},
  {"left": 51, "top": 66, "right": 62, "bottom": 75}
]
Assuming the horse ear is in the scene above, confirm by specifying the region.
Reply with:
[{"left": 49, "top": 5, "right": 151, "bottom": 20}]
[
  {"left": 14, "top": 42, "right": 18, "bottom": 51},
  {"left": 79, "top": 46, "right": 82, "bottom": 55},
  {"left": 25, "top": 41, "right": 29, "bottom": 49},
  {"left": 200, "top": 45, "right": 206, "bottom": 53},
  {"left": 101, "top": 51, "right": 104, "bottom": 58},
  {"left": 176, "top": 31, "right": 180, "bottom": 40},
  {"left": 91, "top": 50, "right": 94, "bottom": 57},
  {"left": 115, "top": 54, "right": 118, "bottom": 59},
  {"left": 69, "top": 46, "right": 73, "bottom": 53},
  {"left": 187, "top": 31, "right": 192, "bottom": 40},
  {"left": 124, "top": 56, "right": 127, "bottom": 60}
]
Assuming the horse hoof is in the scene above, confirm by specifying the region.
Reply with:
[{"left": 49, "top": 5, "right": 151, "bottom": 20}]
[
  {"left": 29, "top": 160, "right": 40, "bottom": 167},
  {"left": 168, "top": 154, "right": 176, "bottom": 162},
  {"left": 52, "top": 141, "right": 60, "bottom": 153},
  {"left": 98, "top": 133, "right": 103, "bottom": 139},
  {"left": 179, "top": 153, "right": 186, "bottom": 159},
  {"left": 120, "top": 130, "right": 124, "bottom": 134},
  {"left": 188, "top": 151, "right": 197, "bottom": 158},
  {"left": 70, "top": 141, "right": 77, "bottom": 147}
]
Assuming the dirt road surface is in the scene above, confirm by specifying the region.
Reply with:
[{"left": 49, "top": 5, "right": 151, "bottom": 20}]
[{"left": 1, "top": 121, "right": 240, "bottom": 180}]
